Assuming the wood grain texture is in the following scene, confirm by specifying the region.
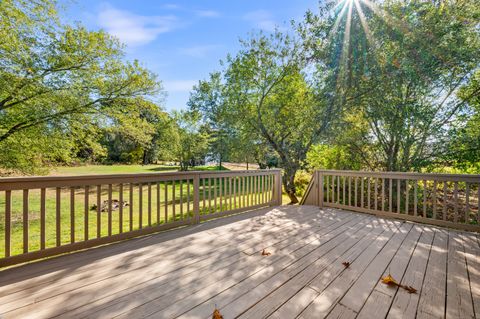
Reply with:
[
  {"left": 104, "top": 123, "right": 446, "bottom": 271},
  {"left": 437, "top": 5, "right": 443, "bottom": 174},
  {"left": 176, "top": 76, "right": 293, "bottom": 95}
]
[{"left": 0, "top": 206, "right": 478, "bottom": 319}]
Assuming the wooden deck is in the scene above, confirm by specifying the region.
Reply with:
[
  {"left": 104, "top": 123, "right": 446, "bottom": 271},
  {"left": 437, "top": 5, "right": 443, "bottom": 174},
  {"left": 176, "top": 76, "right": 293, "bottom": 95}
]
[{"left": 0, "top": 205, "right": 478, "bottom": 319}]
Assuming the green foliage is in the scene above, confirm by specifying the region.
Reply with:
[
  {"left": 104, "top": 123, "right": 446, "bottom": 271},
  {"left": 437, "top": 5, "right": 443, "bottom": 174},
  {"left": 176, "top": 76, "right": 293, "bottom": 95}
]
[{"left": 0, "top": 0, "right": 163, "bottom": 174}]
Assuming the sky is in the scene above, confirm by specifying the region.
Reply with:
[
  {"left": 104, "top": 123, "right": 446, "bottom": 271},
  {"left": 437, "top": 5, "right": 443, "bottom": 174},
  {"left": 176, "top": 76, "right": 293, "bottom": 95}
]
[{"left": 60, "top": 0, "right": 319, "bottom": 111}]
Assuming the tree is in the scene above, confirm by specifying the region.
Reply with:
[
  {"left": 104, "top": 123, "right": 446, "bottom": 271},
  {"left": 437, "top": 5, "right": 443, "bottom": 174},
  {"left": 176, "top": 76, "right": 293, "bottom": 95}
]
[
  {"left": 0, "top": 0, "right": 160, "bottom": 173},
  {"left": 301, "top": 0, "right": 480, "bottom": 172},
  {"left": 189, "top": 32, "right": 334, "bottom": 203},
  {"left": 171, "top": 111, "right": 209, "bottom": 171}
]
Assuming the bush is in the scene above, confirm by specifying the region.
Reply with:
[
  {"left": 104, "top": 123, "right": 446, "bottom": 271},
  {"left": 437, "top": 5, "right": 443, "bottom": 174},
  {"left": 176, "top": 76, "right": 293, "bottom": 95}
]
[{"left": 294, "top": 170, "right": 312, "bottom": 197}]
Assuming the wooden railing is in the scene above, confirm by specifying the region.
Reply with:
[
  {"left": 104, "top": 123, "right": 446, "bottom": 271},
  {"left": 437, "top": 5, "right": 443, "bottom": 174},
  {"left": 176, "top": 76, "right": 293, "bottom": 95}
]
[
  {"left": 302, "top": 170, "right": 480, "bottom": 232},
  {"left": 0, "top": 169, "right": 282, "bottom": 267}
]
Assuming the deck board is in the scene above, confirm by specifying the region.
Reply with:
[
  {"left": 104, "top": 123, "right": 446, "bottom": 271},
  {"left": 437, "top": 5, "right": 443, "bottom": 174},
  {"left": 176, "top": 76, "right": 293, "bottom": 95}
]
[{"left": 0, "top": 206, "right": 478, "bottom": 319}]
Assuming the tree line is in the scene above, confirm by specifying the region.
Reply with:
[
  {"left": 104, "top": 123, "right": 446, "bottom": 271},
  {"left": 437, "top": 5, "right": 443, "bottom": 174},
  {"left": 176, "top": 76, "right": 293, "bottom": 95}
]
[{"left": 1, "top": 0, "right": 479, "bottom": 204}]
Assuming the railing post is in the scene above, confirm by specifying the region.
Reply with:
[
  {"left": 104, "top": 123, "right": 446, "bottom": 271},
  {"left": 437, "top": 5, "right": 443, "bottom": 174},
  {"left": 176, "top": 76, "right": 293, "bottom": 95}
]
[
  {"left": 318, "top": 171, "right": 324, "bottom": 208},
  {"left": 192, "top": 173, "right": 200, "bottom": 224},
  {"left": 271, "top": 170, "right": 282, "bottom": 206}
]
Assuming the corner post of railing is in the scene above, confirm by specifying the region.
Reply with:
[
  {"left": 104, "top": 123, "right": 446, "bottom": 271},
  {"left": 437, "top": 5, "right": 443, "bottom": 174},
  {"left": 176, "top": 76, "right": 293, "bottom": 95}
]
[
  {"left": 271, "top": 169, "right": 282, "bottom": 206},
  {"left": 317, "top": 171, "right": 324, "bottom": 208},
  {"left": 192, "top": 172, "right": 200, "bottom": 224}
]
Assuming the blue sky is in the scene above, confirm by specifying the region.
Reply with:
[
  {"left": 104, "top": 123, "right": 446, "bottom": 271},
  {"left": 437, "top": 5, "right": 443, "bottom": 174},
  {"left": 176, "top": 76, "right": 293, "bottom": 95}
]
[{"left": 61, "top": 0, "right": 319, "bottom": 111}]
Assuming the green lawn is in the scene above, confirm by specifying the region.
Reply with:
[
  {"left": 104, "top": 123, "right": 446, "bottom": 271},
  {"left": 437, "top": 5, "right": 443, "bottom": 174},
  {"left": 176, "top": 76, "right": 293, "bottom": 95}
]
[
  {"left": 0, "top": 167, "right": 275, "bottom": 257},
  {"left": 50, "top": 164, "right": 226, "bottom": 176}
]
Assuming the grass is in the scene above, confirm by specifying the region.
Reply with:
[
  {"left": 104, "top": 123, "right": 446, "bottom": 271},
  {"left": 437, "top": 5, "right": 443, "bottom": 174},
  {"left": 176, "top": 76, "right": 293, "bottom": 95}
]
[
  {"left": 0, "top": 167, "right": 276, "bottom": 257},
  {"left": 49, "top": 164, "right": 227, "bottom": 176}
]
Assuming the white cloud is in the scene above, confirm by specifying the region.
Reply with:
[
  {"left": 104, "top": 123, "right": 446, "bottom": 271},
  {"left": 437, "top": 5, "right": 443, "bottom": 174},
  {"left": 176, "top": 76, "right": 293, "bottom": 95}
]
[
  {"left": 179, "top": 44, "right": 222, "bottom": 58},
  {"left": 196, "top": 10, "right": 220, "bottom": 18},
  {"left": 163, "top": 80, "right": 197, "bottom": 92},
  {"left": 97, "top": 4, "right": 178, "bottom": 47},
  {"left": 243, "top": 10, "right": 279, "bottom": 32}
]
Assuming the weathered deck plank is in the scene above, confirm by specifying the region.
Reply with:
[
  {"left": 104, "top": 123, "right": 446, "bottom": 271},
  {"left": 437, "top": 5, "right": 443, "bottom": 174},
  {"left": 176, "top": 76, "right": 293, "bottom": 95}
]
[{"left": 0, "top": 206, "right": 478, "bottom": 319}]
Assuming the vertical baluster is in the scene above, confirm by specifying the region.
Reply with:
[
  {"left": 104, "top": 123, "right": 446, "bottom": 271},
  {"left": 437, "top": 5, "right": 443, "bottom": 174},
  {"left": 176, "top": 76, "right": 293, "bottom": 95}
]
[
  {"left": 342, "top": 176, "right": 346, "bottom": 205},
  {"left": 477, "top": 184, "right": 480, "bottom": 224},
  {"left": 389, "top": 178, "right": 393, "bottom": 212},
  {"left": 172, "top": 180, "right": 176, "bottom": 220},
  {"left": 202, "top": 178, "right": 206, "bottom": 212},
  {"left": 5, "top": 190, "right": 11, "bottom": 257},
  {"left": 367, "top": 177, "right": 371, "bottom": 209},
  {"left": 423, "top": 180, "right": 427, "bottom": 218},
  {"left": 214, "top": 177, "right": 217, "bottom": 212},
  {"left": 233, "top": 177, "right": 237, "bottom": 209},
  {"left": 180, "top": 180, "right": 184, "bottom": 219},
  {"left": 23, "top": 189, "right": 29, "bottom": 253},
  {"left": 332, "top": 176, "right": 336, "bottom": 204},
  {"left": 119, "top": 184, "right": 123, "bottom": 233},
  {"left": 454, "top": 182, "right": 459, "bottom": 222},
  {"left": 70, "top": 187, "right": 75, "bottom": 243},
  {"left": 337, "top": 175, "right": 340, "bottom": 203},
  {"left": 156, "top": 182, "right": 160, "bottom": 224},
  {"left": 228, "top": 176, "right": 234, "bottom": 210},
  {"left": 432, "top": 180, "right": 437, "bottom": 219},
  {"left": 242, "top": 176, "right": 245, "bottom": 207},
  {"left": 139, "top": 183, "right": 143, "bottom": 229},
  {"left": 326, "top": 175, "right": 329, "bottom": 203},
  {"left": 96, "top": 185, "right": 101, "bottom": 238},
  {"left": 108, "top": 184, "right": 112, "bottom": 235},
  {"left": 396, "top": 179, "right": 401, "bottom": 214},
  {"left": 354, "top": 177, "right": 358, "bottom": 207},
  {"left": 208, "top": 178, "right": 212, "bottom": 214},
  {"left": 148, "top": 183, "right": 152, "bottom": 226},
  {"left": 443, "top": 182, "right": 447, "bottom": 221},
  {"left": 164, "top": 181, "right": 168, "bottom": 223},
  {"left": 57, "top": 187, "right": 62, "bottom": 245},
  {"left": 413, "top": 181, "right": 418, "bottom": 217},
  {"left": 220, "top": 177, "right": 224, "bottom": 211},
  {"left": 262, "top": 175, "right": 266, "bottom": 204},
  {"left": 465, "top": 183, "right": 470, "bottom": 223},
  {"left": 348, "top": 177, "right": 352, "bottom": 206},
  {"left": 129, "top": 183, "right": 133, "bottom": 231},
  {"left": 187, "top": 179, "right": 191, "bottom": 217},
  {"left": 381, "top": 178, "right": 385, "bottom": 211},
  {"left": 405, "top": 180, "right": 409, "bottom": 215},
  {"left": 374, "top": 178, "right": 378, "bottom": 211},
  {"left": 41, "top": 188, "right": 46, "bottom": 249},
  {"left": 361, "top": 177, "right": 364, "bottom": 208}
]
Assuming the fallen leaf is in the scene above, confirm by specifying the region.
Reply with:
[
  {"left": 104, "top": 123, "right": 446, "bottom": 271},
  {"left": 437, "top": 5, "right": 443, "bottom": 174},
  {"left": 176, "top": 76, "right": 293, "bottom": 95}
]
[
  {"left": 381, "top": 274, "right": 399, "bottom": 286},
  {"left": 342, "top": 262, "right": 351, "bottom": 268},
  {"left": 403, "top": 285, "right": 417, "bottom": 294},
  {"left": 212, "top": 308, "right": 223, "bottom": 319},
  {"left": 261, "top": 249, "right": 271, "bottom": 256}
]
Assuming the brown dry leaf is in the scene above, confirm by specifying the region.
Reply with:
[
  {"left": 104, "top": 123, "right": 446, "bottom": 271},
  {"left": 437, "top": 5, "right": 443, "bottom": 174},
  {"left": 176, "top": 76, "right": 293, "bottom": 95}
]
[
  {"left": 381, "top": 274, "right": 399, "bottom": 286},
  {"left": 261, "top": 249, "right": 271, "bottom": 256},
  {"left": 212, "top": 308, "right": 224, "bottom": 319},
  {"left": 403, "top": 285, "right": 417, "bottom": 294},
  {"left": 342, "top": 262, "right": 351, "bottom": 268}
]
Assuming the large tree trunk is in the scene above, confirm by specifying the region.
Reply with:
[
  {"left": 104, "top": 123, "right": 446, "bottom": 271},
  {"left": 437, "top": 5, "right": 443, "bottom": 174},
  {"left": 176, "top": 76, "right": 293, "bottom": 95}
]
[{"left": 282, "top": 166, "right": 299, "bottom": 204}]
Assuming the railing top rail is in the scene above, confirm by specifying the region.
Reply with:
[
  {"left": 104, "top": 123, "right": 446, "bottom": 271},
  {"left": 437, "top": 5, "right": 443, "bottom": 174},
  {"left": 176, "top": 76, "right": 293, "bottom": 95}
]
[
  {"left": 0, "top": 169, "right": 281, "bottom": 191},
  {"left": 316, "top": 169, "right": 480, "bottom": 181}
]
